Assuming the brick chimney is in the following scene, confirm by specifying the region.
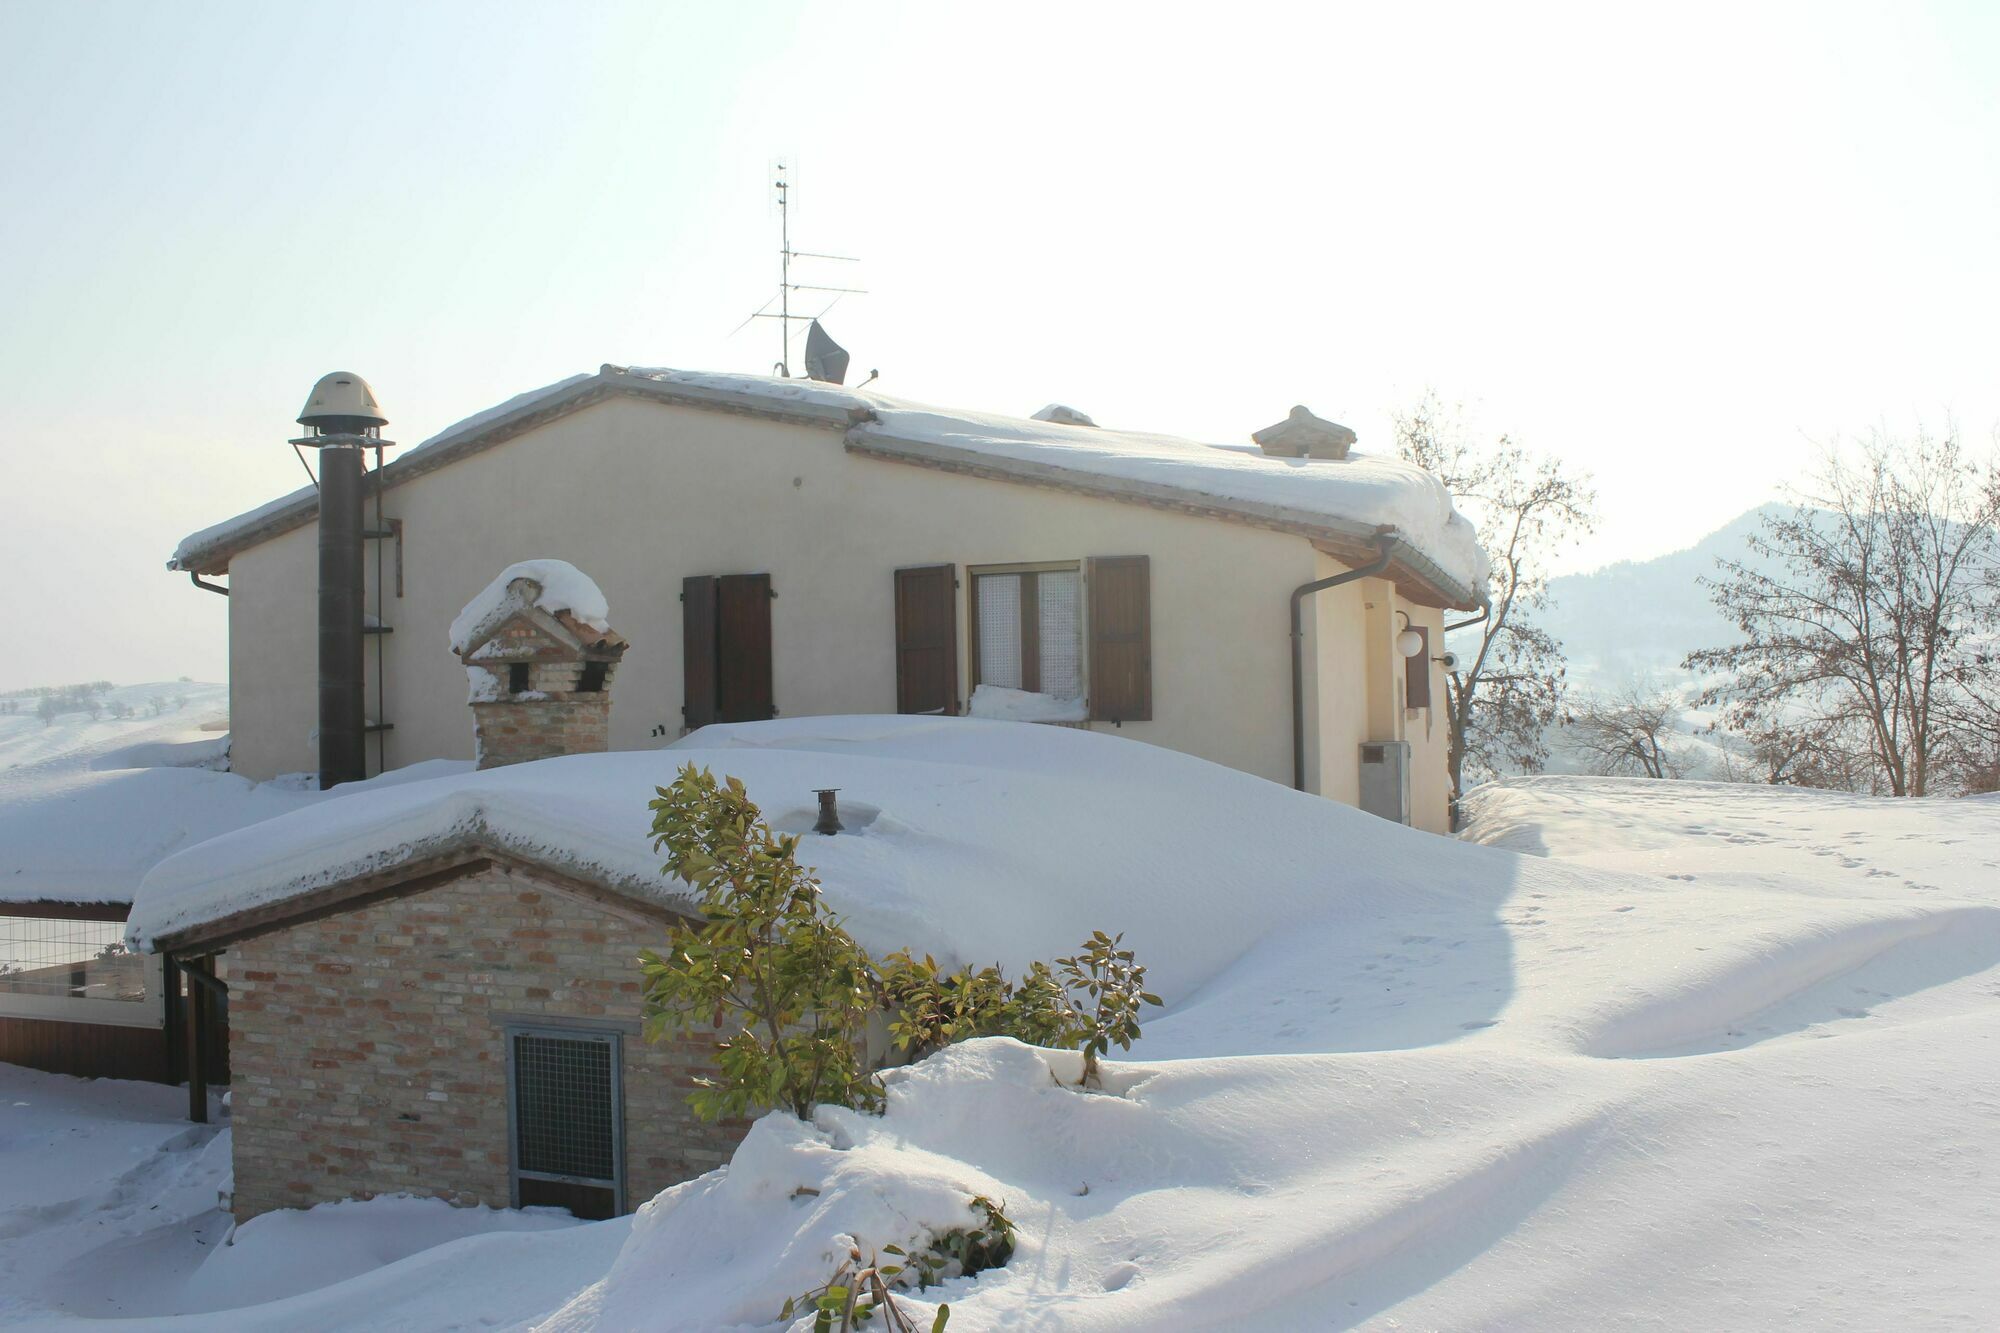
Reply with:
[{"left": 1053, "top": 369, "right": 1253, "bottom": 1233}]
[{"left": 452, "top": 565, "right": 628, "bottom": 770}]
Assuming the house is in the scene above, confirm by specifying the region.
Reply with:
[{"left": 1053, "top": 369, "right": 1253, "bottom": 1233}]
[
  {"left": 168, "top": 367, "right": 1488, "bottom": 832},
  {"left": 125, "top": 567, "right": 1477, "bottom": 1222}
]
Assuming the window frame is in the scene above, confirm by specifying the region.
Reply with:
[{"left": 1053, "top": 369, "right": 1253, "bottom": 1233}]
[
  {"left": 503, "top": 1022, "right": 626, "bottom": 1216},
  {"left": 966, "top": 560, "right": 1086, "bottom": 702}
]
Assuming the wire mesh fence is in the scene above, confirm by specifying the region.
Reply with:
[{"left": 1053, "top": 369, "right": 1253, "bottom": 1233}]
[{"left": 0, "top": 915, "right": 147, "bottom": 1002}]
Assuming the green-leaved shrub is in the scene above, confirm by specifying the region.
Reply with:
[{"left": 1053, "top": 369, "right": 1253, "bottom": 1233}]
[
  {"left": 641, "top": 763, "right": 1163, "bottom": 1120},
  {"left": 639, "top": 767, "right": 881, "bottom": 1121}
]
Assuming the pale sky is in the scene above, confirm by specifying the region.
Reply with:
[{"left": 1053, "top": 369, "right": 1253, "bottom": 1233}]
[{"left": 3, "top": 1, "right": 1997, "bottom": 691}]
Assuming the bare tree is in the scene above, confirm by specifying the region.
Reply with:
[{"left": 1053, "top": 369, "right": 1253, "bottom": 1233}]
[
  {"left": 1395, "top": 392, "right": 1597, "bottom": 808},
  {"left": 1713, "top": 715, "right": 1867, "bottom": 790},
  {"left": 1687, "top": 427, "right": 2000, "bottom": 796},
  {"left": 1567, "top": 684, "right": 1686, "bottom": 779}
]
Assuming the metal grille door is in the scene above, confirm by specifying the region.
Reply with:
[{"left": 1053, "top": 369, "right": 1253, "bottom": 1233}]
[{"left": 507, "top": 1027, "right": 623, "bottom": 1215}]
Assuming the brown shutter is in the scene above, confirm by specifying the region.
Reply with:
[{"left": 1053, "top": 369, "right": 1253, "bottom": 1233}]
[
  {"left": 1088, "top": 555, "right": 1151, "bottom": 722},
  {"left": 681, "top": 575, "right": 718, "bottom": 730},
  {"left": 716, "top": 573, "right": 775, "bottom": 722},
  {"left": 1405, "top": 626, "right": 1432, "bottom": 710},
  {"left": 894, "top": 565, "right": 959, "bottom": 715}
]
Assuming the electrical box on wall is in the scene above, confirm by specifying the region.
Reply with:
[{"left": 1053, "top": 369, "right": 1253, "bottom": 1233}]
[{"left": 1359, "top": 741, "right": 1412, "bottom": 825}]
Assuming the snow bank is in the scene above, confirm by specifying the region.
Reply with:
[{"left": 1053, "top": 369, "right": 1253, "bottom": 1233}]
[
  {"left": 179, "top": 1195, "right": 578, "bottom": 1313},
  {"left": 965, "top": 683, "right": 1087, "bottom": 723},
  {"left": 447, "top": 558, "right": 611, "bottom": 654},
  {"left": 536, "top": 1049, "right": 1047, "bottom": 1331},
  {"left": 127, "top": 717, "right": 1476, "bottom": 997},
  {"left": 16, "top": 773, "right": 2000, "bottom": 1329},
  {"left": 0, "top": 1065, "right": 593, "bottom": 1326},
  {"left": 1459, "top": 773, "right": 2000, "bottom": 899}
]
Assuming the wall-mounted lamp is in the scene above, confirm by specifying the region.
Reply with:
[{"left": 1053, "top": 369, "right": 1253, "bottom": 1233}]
[{"left": 1394, "top": 611, "right": 1425, "bottom": 659}]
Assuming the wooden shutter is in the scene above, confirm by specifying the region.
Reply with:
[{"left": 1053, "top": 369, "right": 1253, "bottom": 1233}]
[
  {"left": 1087, "top": 555, "right": 1151, "bottom": 722},
  {"left": 681, "top": 575, "right": 718, "bottom": 730},
  {"left": 716, "top": 573, "right": 775, "bottom": 722},
  {"left": 1405, "top": 626, "right": 1432, "bottom": 710},
  {"left": 894, "top": 565, "right": 959, "bottom": 715}
]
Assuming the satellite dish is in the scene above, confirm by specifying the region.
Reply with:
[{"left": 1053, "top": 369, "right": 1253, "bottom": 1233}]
[{"left": 804, "top": 320, "right": 851, "bottom": 385}]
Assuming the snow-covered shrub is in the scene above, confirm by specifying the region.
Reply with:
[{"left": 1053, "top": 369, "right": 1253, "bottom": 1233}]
[
  {"left": 879, "top": 937, "right": 1160, "bottom": 1087},
  {"left": 783, "top": 1197, "right": 1014, "bottom": 1333}
]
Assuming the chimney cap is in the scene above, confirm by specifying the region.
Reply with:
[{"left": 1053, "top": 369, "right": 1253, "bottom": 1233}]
[
  {"left": 298, "top": 372, "right": 388, "bottom": 431},
  {"left": 1032, "top": 403, "right": 1097, "bottom": 428},
  {"left": 1253, "top": 405, "right": 1356, "bottom": 460}
]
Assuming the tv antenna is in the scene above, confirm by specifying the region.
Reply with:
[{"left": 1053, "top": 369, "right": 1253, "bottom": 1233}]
[{"left": 744, "top": 161, "right": 866, "bottom": 378}]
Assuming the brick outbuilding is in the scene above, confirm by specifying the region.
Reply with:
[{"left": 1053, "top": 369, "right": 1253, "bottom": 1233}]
[
  {"left": 147, "top": 559, "right": 742, "bottom": 1222},
  {"left": 205, "top": 844, "right": 739, "bottom": 1221}
]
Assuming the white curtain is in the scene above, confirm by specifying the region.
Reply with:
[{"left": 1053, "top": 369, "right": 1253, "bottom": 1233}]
[
  {"left": 977, "top": 574, "right": 1023, "bottom": 689},
  {"left": 1037, "top": 569, "right": 1082, "bottom": 700}
]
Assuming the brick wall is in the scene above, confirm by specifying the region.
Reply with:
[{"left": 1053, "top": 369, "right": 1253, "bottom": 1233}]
[
  {"left": 227, "top": 862, "right": 741, "bottom": 1221},
  {"left": 471, "top": 696, "right": 610, "bottom": 769}
]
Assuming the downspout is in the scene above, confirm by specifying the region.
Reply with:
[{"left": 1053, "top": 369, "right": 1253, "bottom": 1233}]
[
  {"left": 189, "top": 572, "right": 229, "bottom": 597},
  {"left": 1445, "top": 599, "right": 1490, "bottom": 635},
  {"left": 1291, "top": 534, "right": 1396, "bottom": 792}
]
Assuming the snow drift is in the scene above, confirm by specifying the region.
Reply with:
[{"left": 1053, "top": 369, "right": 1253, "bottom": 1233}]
[{"left": 14, "top": 738, "right": 2000, "bottom": 1329}]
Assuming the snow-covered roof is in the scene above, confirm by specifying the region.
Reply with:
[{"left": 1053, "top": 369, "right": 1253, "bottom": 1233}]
[
  {"left": 448, "top": 559, "right": 613, "bottom": 656},
  {"left": 169, "top": 367, "right": 1488, "bottom": 607},
  {"left": 0, "top": 761, "right": 483, "bottom": 910},
  {"left": 0, "top": 687, "right": 474, "bottom": 908},
  {"left": 124, "top": 717, "right": 1474, "bottom": 984}
]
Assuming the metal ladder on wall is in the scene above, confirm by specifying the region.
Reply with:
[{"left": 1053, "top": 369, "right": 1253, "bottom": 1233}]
[{"left": 363, "top": 448, "right": 401, "bottom": 775}]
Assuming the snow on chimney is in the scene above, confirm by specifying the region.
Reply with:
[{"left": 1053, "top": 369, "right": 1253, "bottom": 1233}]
[{"left": 450, "top": 560, "right": 627, "bottom": 770}]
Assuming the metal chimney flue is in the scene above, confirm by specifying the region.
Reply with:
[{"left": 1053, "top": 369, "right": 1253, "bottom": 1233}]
[
  {"left": 812, "top": 788, "right": 844, "bottom": 836},
  {"left": 294, "top": 373, "right": 391, "bottom": 791}
]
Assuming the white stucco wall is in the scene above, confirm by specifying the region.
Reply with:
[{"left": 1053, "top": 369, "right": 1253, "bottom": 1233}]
[{"left": 221, "top": 395, "right": 1458, "bottom": 832}]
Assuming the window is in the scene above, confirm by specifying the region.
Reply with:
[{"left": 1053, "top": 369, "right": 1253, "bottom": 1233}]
[
  {"left": 577, "top": 660, "right": 609, "bottom": 694},
  {"left": 964, "top": 557, "right": 1153, "bottom": 724},
  {"left": 969, "top": 564, "right": 1084, "bottom": 701},
  {"left": 508, "top": 662, "right": 531, "bottom": 695},
  {"left": 0, "top": 912, "right": 163, "bottom": 1027},
  {"left": 507, "top": 1025, "right": 624, "bottom": 1219}
]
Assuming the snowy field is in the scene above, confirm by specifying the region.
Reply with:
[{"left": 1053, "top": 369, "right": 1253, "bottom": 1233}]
[
  {"left": 4, "top": 744, "right": 1998, "bottom": 1328},
  {"left": 0, "top": 683, "right": 229, "bottom": 784}
]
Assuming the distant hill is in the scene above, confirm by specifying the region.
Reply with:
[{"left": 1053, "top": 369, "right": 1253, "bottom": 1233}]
[
  {"left": 0, "top": 680, "right": 229, "bottom": 785},
  {"left": 1531, "top": 504, "right": 1786, "bottom": 692}
]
